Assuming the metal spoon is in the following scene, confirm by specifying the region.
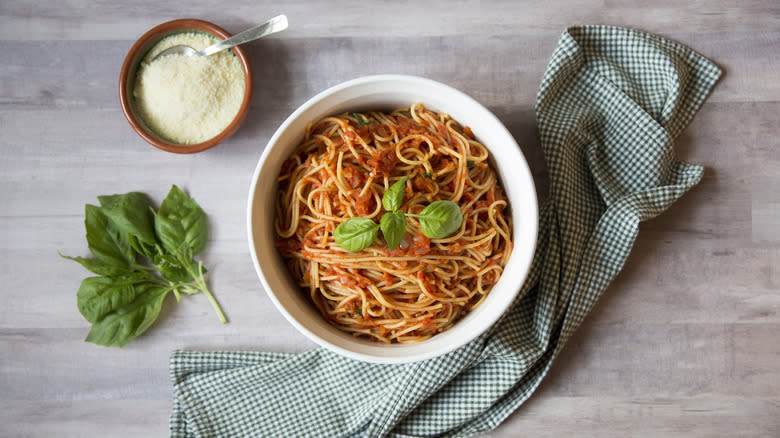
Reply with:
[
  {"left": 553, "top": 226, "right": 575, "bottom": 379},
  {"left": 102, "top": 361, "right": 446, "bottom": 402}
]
[{"left": 152, "top": 15, "right": 288, "bottom": 62}]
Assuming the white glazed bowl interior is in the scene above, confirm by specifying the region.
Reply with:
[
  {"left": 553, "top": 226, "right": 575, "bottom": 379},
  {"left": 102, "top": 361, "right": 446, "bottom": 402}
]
[{"left": 247, "top": 75, "right": 538, "bottom": 363}]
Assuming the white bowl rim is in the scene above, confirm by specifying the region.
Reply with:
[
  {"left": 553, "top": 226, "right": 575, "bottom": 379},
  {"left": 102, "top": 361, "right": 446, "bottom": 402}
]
[{"left": 247, "top": 74, "right": 538, "bottom": 363}]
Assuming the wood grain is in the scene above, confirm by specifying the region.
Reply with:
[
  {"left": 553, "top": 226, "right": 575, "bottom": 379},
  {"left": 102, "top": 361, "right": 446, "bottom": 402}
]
[
  {"left": 1, "top": 1, "right": 778, "bottom": 436},
  {"left": 1, "top": 1, "right": 779, "bottom": 40}
]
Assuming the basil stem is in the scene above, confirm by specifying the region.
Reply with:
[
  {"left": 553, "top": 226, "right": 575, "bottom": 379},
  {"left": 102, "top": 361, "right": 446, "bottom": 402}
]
[{"left": 62, "top": 185, "right": 226, "bottom": 348}]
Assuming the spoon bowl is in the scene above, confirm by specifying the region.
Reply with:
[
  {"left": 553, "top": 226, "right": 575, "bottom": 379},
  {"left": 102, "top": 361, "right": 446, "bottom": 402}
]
[
  {"left": 153, "top": 45, "right": 200, "bottom": 60},
  {"left": 152, "top": 14, "right": 288, "bottom": 62}
]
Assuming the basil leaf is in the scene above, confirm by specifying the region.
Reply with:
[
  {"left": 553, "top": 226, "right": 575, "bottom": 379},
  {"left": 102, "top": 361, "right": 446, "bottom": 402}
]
[
  {"left": 85, "top": 204, "right": 134, "bottom": 268},
  {"left": 334, "top": 217, "right": 379, "bottom": 252},
  {"left": 97, "top": 192, "right": 156, "bottom": 244},
  {"left": 156, "top": 253, "right": 196, "bottom": 283},
  {"left": 154, "top": 185, "right": 208, "bottom": 257},
  {"left": 422, "top": 173, "right": 433, "bottom": 179},
  {"left": 416, "top": 200, "right": 463, "bottom": 239},
  {"left": 66, "top": 186, "right": 227, "bottom": 348},
  {"left": 129, "top": 234, "right": 158, "bottom": 260},
  {"left": 60, "top": 254, "right": 134, "bottom": 277},
  {"left": 84, "top": 282, "right": 171, "bottom": 347},
  {"left": 467, "top": 160, "right": 475, "bottom": 169},
  {"left": 380, "top": 211, "right": 407, "bottom": 250},
  {"left": 382, "top": 176, "right": 409, "bottom": 212},
  {"left": 351, "top": 112, "right": 372, "bottom": 127},
  {"left": 76, "top": 274, "right": 149, "bottom": 323}
]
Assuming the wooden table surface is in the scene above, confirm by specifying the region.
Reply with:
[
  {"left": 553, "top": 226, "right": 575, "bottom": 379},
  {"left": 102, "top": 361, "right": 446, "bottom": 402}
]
[{"left": 2, "top": 1, "right": 778, "bottom": 436}]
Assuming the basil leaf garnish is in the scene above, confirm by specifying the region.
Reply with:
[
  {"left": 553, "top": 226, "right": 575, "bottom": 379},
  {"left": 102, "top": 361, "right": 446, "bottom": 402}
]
[
  {"left": 334, "top": 217, "right": 379, "bottom": 252},
  {"left": 382, "top": 176, "right": 409, "bottom": 212},
  {"left": 380, "top": 210, "right": 407, "bottom": 250},
  {"left": 414, "top": 200, "right": 463, "bottom": 239}
]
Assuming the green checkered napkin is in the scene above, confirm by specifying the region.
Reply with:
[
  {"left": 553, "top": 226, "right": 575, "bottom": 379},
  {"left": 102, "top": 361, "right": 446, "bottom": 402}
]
[{"left": 170, "top": 26, "right": 721, "bottom": 437}]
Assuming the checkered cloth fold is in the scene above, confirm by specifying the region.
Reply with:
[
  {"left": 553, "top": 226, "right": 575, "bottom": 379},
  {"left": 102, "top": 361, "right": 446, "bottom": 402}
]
[{"left": 170, "top": 26, "right": 721, "bottom": 437}]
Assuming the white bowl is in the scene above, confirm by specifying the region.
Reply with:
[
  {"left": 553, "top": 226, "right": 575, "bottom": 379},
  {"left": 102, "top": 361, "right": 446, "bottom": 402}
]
[{"left": 247, "top": 75, "right": 538, "bottom": 363}]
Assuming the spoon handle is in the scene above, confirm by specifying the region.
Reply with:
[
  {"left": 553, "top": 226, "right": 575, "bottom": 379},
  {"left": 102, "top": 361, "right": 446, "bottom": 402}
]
[{"left": 202, "top": 15, "right": 288, "bottom": 56}]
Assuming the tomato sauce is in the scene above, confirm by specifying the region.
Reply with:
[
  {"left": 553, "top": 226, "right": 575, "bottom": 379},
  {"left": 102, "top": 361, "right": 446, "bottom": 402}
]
[
  {"left": 342, "top": 166, "right": 365, "bottom": 189},
  {"left": 336, "top": 269, "right": 369, "bottom": 288},
  {"left": 416, "top": 271, "right": 436, "bottom": 295},
  {"left": 275, "top": 237, "right": 301, "bottom": 252},
  {"left": 410, "top": 232, "right": 431, "bottom": 256},
  {"left": 412, "top": 175, "right": 435, "bottom": 193},
  {"left": 354, "top": 190, "right": 374, "bottom": 216},
  {"left": 372, "top": 124, "right": 391, "bottom": 138},
  {"left": 367, "top": 147, "right": 397, "bottom": 176}
]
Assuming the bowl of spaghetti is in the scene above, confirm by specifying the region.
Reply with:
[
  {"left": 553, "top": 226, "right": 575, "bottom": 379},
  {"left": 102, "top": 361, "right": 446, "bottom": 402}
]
[{"left": 248, "top": 75, "right": 537, "bottom": 363}]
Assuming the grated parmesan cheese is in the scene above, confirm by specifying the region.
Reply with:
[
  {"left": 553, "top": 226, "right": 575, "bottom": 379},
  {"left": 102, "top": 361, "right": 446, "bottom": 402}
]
[{"left": 133, "top": 32, "right": 246, "bottom": 145}]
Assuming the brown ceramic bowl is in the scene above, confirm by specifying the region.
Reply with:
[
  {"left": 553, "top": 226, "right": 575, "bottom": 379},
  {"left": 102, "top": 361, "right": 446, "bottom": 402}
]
[{"left": 119, "top": 19, "right": 253, "bottom": 154}]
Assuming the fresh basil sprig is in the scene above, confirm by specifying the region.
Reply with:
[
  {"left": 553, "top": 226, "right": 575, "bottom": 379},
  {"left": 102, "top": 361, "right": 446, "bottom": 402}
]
[
  {"left": 334, "top": 217, "right": 379, "bottom": 252},
  {"left": 333, "top": 174, "right": 463, "bottom": 252},
  {"left": 61, "top": 185, "right": 225, "bottom": 348},
  {"left": 408, "top": 200, "right": 463, "bottom": 239}
]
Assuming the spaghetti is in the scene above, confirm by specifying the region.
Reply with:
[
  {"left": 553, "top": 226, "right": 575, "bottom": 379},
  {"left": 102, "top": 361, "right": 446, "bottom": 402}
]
[{"left": 275, "top": 104, "right": 512, "bottom": 343}]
